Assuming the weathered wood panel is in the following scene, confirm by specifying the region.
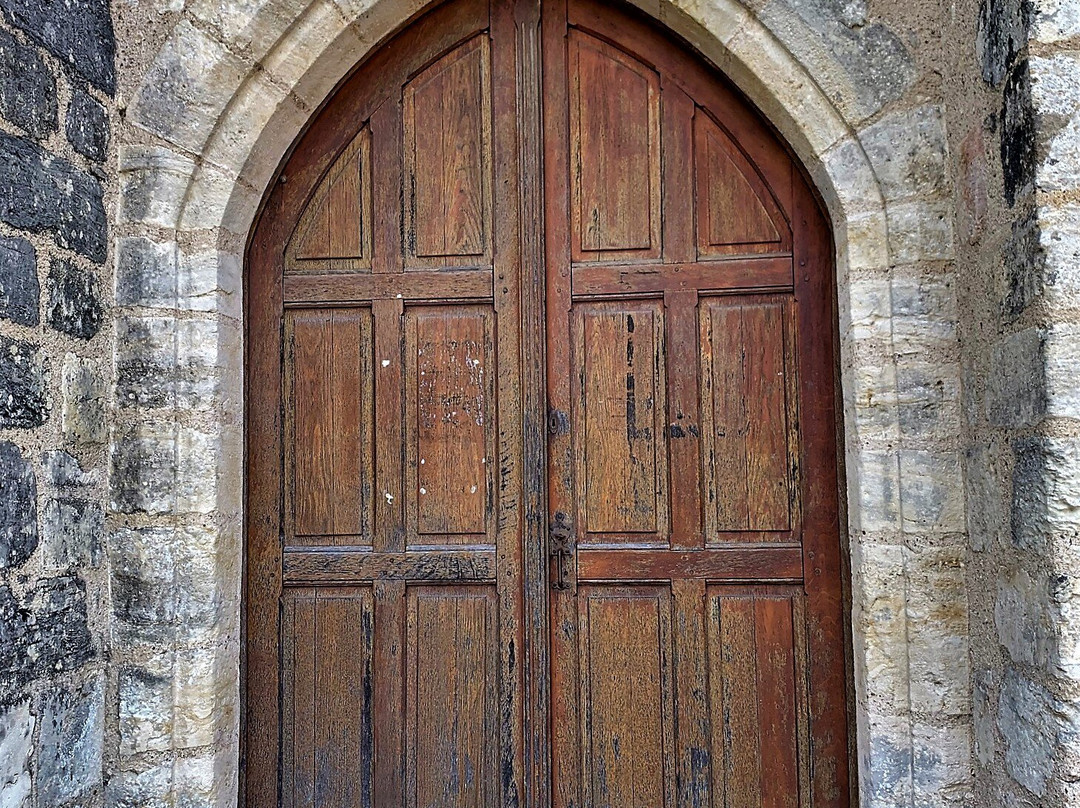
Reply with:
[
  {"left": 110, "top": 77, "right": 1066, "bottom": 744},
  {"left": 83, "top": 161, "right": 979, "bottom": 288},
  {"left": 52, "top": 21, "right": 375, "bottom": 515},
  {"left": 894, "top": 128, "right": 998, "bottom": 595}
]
[
  {"left": 569, "top": 29, "right": 660, "bottom": 262},
  {"left": 404, "top": 35, "right": 492, "bottom": 264},
  {"left": 286, "top": 308, "right": 374, "bottom": 542}
]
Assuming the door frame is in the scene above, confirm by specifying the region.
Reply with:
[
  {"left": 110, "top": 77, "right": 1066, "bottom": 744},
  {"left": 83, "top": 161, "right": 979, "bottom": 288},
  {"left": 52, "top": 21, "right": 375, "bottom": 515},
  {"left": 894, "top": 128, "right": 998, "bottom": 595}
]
[{"left": 242, "top": 1, "right": 854, "bottom": 805}]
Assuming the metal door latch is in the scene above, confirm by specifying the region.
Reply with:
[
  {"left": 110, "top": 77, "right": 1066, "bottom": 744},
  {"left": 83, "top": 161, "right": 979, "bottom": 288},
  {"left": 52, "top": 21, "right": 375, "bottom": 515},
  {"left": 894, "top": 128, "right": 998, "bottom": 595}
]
[{"left": 549, "top": 511, "right": 574, "bottom": 590}]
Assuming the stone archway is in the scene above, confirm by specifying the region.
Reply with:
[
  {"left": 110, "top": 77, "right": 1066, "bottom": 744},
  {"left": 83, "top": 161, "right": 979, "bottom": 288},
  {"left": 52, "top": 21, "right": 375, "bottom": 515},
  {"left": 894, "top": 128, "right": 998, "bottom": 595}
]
[{"left": 110, "top": 0, "right": 969, "bottom": 804}]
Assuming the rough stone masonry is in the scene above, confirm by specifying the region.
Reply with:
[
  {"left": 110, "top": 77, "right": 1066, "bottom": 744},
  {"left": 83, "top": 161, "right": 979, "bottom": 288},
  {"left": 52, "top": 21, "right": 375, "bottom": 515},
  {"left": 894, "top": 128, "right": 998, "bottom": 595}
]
[{"left": 0, "top": 0, "right": 1078, "bottom": 806}]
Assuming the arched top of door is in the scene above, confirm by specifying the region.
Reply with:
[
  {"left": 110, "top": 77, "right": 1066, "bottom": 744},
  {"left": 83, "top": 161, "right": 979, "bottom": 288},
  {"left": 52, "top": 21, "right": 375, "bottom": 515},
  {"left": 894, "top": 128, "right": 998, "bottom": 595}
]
[{"left": 262, "top": 0, "right": 810, "bottom": 274}]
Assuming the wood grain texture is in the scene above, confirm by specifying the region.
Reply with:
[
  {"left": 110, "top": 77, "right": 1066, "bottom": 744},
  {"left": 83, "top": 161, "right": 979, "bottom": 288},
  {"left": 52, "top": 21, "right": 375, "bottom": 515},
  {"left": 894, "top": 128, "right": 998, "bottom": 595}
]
[
  {"left": 700, "top": 296, "right": 794, "bottom": 535},
  {"left": 404, "top": 306, "right": 495, "bottom": 541},
  {"left": 569, "top": 29, "right": 661, "bottom": 262},
  {"left": 406, "top": 586, "right": 498, "bottom": 808},
  {"left": 694, "top": 110, "right": 790, "bottom": 257},
  {"left": 404, "top": 35, "right": 492, "bottom": 266},
  {"left": 286, "top": 308, "right": 374, "bottom": 542},
  {"left": 579, "top": 586, "right": 675, "bottom": 808},
  {"left": 289, "top": 127, "right": 372, "bottom": 270},
  {"left": 282, "top": 588, "right": 375, "bottom": 808}
]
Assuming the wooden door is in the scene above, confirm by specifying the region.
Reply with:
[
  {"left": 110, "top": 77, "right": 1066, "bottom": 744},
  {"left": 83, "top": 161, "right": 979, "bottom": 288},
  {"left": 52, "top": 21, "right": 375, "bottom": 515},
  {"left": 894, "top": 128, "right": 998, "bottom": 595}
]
[
  {"left": 542, "top": 2, "right": 848, "bottom": 807},
  {"left": 245, "top": 0, "right": 849, "bottom": 806}
]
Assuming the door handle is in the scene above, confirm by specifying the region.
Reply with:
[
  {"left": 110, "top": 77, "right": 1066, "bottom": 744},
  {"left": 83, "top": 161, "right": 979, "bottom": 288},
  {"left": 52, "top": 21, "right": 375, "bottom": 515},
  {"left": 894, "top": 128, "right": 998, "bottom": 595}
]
[{"left": 549, "top": 511, "right": 574, "bottom": 590}]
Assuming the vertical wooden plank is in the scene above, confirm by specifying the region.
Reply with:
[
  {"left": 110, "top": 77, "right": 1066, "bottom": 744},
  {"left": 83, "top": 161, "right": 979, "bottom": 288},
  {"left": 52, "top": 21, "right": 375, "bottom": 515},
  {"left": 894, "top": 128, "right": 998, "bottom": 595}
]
[
  {"left": 407, "top": 587, "right": 497, "bottom": 808},
  {"left": 743, "top": 302, "right": 790, "bottom": 531},
  {"left": 580, "top": 589, "right": 670, "bottom": 808},
  {"left": 374, "top": 297, "right": 405, "bottom": 553},
  {"left": 372, "top": 99, "right": 403, "bottom": 276},
  {"left": 329, "top": 310, "right": 365, "bottom": 539},
  {"left": 569, "top": 30, "right": 661, "bottom": 261},
  {"left": 374, "top": 580, "right": 405, "bottom": 808},
  {"left": 490, "top": 3, "right": 529, "bottom": 806},
  {"left": 292, "top": 312, "right": 333, "bottom": 537},
  {"left": 660, "top": 79, "right": 695, "bottom": 264},
  {"left": 755, "top": 594, "right": 799, "bottom": 808},
  {"left": 543, "top": 2, "right": 576, "bottom": 806},
  {"left": 328, "top": 151, "right": 362, "bottom": 258},
  {"left": 706, "top": 302, "right": 749, "bottom": 532},
  {"left": 672, "top": 579, "right": 709, "bottom": 808},
  {"left": 665, "top": 290, "right": 702, "bottom": 550},
  {"left": 292, "top": 591, "right": 317, "bottom": 808},
  {"left": 716, "top": 592, "right": 762, "bottom": 807}
]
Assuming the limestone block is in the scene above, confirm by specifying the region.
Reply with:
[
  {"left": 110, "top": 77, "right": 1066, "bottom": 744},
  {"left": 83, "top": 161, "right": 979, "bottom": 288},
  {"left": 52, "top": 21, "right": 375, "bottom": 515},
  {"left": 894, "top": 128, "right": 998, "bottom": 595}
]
[
  {"left": 848, "top": 449, "right": 901, "bottom": 534},
  {"left": 724, "top": 21, "right": 847, "bottom": 155},
  {"left": 851, "top": 542, "right": 909, "bottom": 712},
  {"left": 188, "top": 0, "right": 314, "bottom": 62},
  {"left": 118, "top": 145, "right": 196, "bottom": 229},
  {"left": 174, "top": 650, "right": 217, "bottom": 749},
  {"left": 998, "top": 668, "right": 1079, "bottom": 796},
  {"left": 899, "top": 451, "right": 966, "bottom": 534},
  {"left": 119, "top": 656, "right": 173, "bottom": 755},
  {"left": 1040, "top": 204, "right": 1080, "bottom": 311},
  {"left": 911, "top": 723, "right": 972, "bottom": 806},
  {"left": 906, "top": 547, "right": 970, "bottom": 716},
  {"left": 858, "top": 106, "right": 950, "bottom": 202},
  {"left": 109, "top": 525, "right": 219, "bottom": 647},
  {"left": 115, "top": 236, "right": 178, "bottom": 308},
  {"left": 891, "top": 273, "right": 958, "bottom": 354},
  {"left": 115, "top": 316, "right": 220, "bottom": 411},
  {"left": 0, "top": 702, "right": 32, "bottom": 808},
  {"left": 965, "top": 441, "right": 1007, "bottom": 553},
  {"left": 1011, "top": 437, "right": 1080, "bottom": 553},
  {"left": 864, "top": 713, "right": 914, "bottom": 808},
  {"left": 847, "top": 355, "right": 899, "bottom": 443},
  {"left": 758, "top": 0, "right": 915, "bottom": 124},
  {"left": 110, "top": 422, "right": 176, "bottom": 514},
  {"left": 885, "top": 199, "right": 955, "bottom": 264},
  {"left": 130, "top": 19, "right": 251, "bottom": 156},
  {"left": 896, "top": 361, "right": 962, "bottom": 440},
  {"left": 1032, "top": 0, "right": 1080, "bottom": 43},
  {"left": 1031, "top": 54, "right": 1080, "bottom": 193},
  {"left": 1046, "top": 324, "right": 1080, "bottom": 420}
]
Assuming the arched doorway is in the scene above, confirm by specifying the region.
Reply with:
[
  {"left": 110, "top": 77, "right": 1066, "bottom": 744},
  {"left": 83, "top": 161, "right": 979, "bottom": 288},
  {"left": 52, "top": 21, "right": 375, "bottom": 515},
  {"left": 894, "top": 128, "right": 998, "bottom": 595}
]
[{"left": 244, "top": 0, "right": 849, "bottom": 804}]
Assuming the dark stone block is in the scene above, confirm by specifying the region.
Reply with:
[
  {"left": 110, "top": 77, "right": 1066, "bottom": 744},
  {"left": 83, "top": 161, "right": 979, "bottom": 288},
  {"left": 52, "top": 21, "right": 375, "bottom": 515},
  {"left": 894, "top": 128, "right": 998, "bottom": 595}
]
[
  {"left": 36, "top": 676, "right": 103, "bottom": 805},
  {"left": 0, "top": 335, "right": 47, "bottom": 428},
  {"left": 42, "top": 498, "right": 102, "bottom": 571},
  {"left": 1002, "top": 209, "right": 1044, "bottom": 320},
  {"left": 109, "top": 435, "right": 174, "bottom": 514},
  {"left": 46, "top": 260, "right": 103, "bottom": 340},
  {"left": 1011, "top": 437, "right": 1044, "bottom": 550},
  {"left": 0, "top": 442, "right": 37, "bottom": 570},
  {"left": 0, "top": 236, "right": 39, "bottom": 326},
  {"left": 0, "top": 576, "right": 94, "bottom": 706},
  {"left": 0, "top": 131, "right": 107, "bottom": 262},
  {"left": 0, "top": 0, "right": 115, "bottom": 93},
  {"left": 43, "top": 450, "right": 93, "bottom": 488},
  {"left": 977, "top": 0, "right": 1030, "bottom": 87},
  {"left": 0, "top": 27, "right": 56, "bottom": 139},
  {"left": 66, "top": 87, "right": 108, "bottom": 162},
  {"left": 1001, "top": 61, "right": 1036, "bottom": 208}
]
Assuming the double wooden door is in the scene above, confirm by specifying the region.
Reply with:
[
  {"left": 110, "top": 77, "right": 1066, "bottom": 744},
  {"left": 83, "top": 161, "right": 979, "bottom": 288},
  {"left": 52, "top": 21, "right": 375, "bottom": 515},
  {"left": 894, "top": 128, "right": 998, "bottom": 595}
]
[{"left": 245, "top": 1, "right": 849, "bottom": 806}]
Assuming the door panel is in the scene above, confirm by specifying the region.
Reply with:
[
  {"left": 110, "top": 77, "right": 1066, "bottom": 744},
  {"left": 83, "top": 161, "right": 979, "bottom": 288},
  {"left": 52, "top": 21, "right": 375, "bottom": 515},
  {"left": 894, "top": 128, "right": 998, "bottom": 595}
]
[{"left": 247, "top": 0, "right": 848, "bottom": 806}]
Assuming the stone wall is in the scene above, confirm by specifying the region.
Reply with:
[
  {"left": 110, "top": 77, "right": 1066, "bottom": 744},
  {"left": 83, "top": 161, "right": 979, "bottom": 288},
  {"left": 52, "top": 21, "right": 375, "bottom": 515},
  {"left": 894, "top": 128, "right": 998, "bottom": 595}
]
[
  {"left": 957, "top": 0, "right": 1080, "bottom": 806},
  {"left": 0, "top": 0, "right": 114, "bottom": 806}
]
